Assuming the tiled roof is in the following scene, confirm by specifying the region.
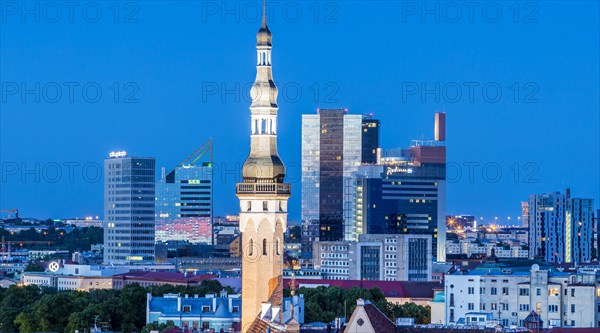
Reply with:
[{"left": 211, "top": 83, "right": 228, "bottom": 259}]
[{"left": 112, "top": 271, "right": 216, "bottom": 283}]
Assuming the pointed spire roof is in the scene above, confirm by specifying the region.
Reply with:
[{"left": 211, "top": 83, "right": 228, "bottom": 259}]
[{"left": 257, "top": 0, "right": 272, "bottom": 46}]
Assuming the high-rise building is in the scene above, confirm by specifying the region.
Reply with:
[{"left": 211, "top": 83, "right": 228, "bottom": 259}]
[
  {"left": 355, "top": 157, "right": 446, "bottom": 262},
  {"left": 156, "top": 141, "right": 213, "bottom": 244},
  {"left": 235, "top": 8, "right": 294, "bottom": 332},
  {"left": 103, "top": 151, "right": 156, "bottom": 264},
  {"left": 361, "top": 115, "right": 380, "bottom": 164},
  {"left": 353, "top": 113, "right": 447, "bottom": 262},
  {"left": 301, "top": 110, "right": 379, "bottom": 258},
  {"left": 528, "top": 189, "right": 594, "bottom": 263}
]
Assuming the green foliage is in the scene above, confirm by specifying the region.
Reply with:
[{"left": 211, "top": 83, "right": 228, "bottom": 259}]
[
  {"left": 148, "top": 280, "right": 235, "bottom": 297},
  {"left": 141, "top": 320, "right": 175, "bottom": 333},
  {"left": 24, "top": 261, "right": 45, "bottom": 272},
  {"left": 0, "top": 226, "right": 103, "bottom": 253},
  {"left": 0, "top": 280, "right": 233, "bottom": 333},
  {"left": 0, "top": 285, "right": 41, "bottom": 333},
  {"left": 285, "top": 286, "right": 431, "bottom": 324}
]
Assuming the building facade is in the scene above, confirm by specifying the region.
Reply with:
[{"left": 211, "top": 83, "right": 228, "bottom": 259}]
[
  {"left": 445, "top": 264, "right": 600, "bottom": 328},
  {"left": 301, "top": 110, "right": 380, "bottom": 258},
  {"left": 312, "top": 234, "right": 432, "bottom": 281},
  {"left": 528, "top": 190, "right": 594, "bottom": 263},
  {"left": 355, "top": 157, "right": 446, "bottom": 262},
  {"left": 147, "top": 292, "right": 304, "bottom": 332},
  {"left": 104, "top": 152, "right": 156, "bottom": 264},
  {"left": 156, "top": 148, "right": 213, "bottom": 244}
]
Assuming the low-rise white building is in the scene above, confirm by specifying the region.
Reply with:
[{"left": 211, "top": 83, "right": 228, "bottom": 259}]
[
  {"left": 22, "top": 264, "right": 129, "bottom": 291},
  {"left": 313, "top": 234, "right": 432, "bottom": 281},
  {"left": 445, "top": 263, "right": 600, "bottom": 328}
]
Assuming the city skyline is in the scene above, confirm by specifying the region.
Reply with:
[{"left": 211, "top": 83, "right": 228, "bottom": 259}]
[{"left": 1, "top": 1, "right": 599, "bottom": 222}]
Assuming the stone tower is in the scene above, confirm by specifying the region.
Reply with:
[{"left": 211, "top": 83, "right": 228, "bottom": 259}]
[{"left": 236, "top": 1, "right": 291, "bottom": 331}]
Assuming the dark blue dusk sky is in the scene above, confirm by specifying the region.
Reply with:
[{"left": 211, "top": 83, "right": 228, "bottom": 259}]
[{"left": 1, "top": 1, "right": 599, "bottom": 224}]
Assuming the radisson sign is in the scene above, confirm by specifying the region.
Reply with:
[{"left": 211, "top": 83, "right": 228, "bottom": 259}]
[{"left": 386, "top": 166, "right": 414, "bottom": 175}]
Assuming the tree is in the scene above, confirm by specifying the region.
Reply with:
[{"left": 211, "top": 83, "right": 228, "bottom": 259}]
[
  {"left": 0, "top": 285, "right": 41, "bottom": 333},
  {"left": 141, "top": 321, "right": 175, "bottom": 333},
  {"left": 24, "top": 261, "right": 45, "bottom": 272}
]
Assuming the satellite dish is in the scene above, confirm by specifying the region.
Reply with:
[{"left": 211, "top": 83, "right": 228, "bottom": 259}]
[{"left": 531, "top": 264, "right": 540, "bottom": 271}]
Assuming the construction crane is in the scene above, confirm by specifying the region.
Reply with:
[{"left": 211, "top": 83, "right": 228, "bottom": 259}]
[
  {"left": 0, "top": 209, "right": 19, "bottom": 219},
  {"left": 178, "top": 138, "right": 213, "bottom": 167},
  {"left": 1, "top": 236, "right": 53, "bottom": 258}
]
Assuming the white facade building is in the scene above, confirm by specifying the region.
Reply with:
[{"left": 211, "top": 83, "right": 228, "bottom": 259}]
[
  {"left": 445, "top": 264, "right": 600, "bottom": 328},
  {"left": 313, "top": 234, "right": 432, "bottom": 281}
]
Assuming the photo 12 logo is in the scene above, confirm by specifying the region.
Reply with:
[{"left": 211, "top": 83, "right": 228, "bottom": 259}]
[
  {"left": 0, "top": 1, "right": 140, "bottom": 23},
  {"left": 1, "top": 82, "right": 139, "bottom": 104},
  {"left": 200, "top": 1, "right": 340, "bottom": 24},
  {"left": 400, "top": 1, "right": 539, "bottom": 23}
]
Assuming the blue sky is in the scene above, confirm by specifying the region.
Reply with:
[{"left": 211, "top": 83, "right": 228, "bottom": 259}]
[{"left": 1, "top": 1, "right": 599, "bottom": 223}]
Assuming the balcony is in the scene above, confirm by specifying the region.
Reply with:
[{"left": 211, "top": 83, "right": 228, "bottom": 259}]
[{"left": 236, "top": 183, "right": 291, "bottom": 195}]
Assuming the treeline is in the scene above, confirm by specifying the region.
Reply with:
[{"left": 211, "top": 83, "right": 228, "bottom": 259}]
[
  {"left": 0, "top": 226, "right": 103, "bottom": 252},
  {"left": 0, "top": 280, "right": 232, "bottom": 333},
  {"left": 285, "top": 286, "right": 431, "bottom": 324}
]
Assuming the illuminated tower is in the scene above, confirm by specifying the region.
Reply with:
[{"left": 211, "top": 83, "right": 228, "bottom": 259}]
[{"left": 236, "top": 2, "right": 291, "bottom": 331}]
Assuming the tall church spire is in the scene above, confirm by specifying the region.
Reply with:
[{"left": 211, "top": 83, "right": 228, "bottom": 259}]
[
  {"left": 236, "top": 1, "right": 290, "bottom": 332},
  {"left": 241, "top": 0, "right": 282, "bottom": 183},
  {"left": 262, "top": 0, "right": 267, "bottom": 27}
]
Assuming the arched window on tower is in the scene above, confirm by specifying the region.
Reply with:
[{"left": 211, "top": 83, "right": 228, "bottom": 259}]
[
  {"left": 262, "top": 53, "right": 266, "bottom": 65},
  {"left": 276, "top": 238, "right": 280, "bottom": 255},
  {"left": 263, "top": 238, "right": 267, "bottom": 256},
  {"left": 249, "top": 238, "right": 254, "bottom": 256}
]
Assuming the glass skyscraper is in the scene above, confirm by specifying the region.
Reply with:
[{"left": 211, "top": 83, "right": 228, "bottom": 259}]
[
  {"left": 104, "top": 152, "right": 156, "bottom": 264},
  {"left": 156, "top": 163, "right": 213, "bottom": 244},
  {"left": 301, "top": 109, "right": 379, "bottom": 259},
  {"left": 355, "top": 157, "right": 446, "bottom": 262}
]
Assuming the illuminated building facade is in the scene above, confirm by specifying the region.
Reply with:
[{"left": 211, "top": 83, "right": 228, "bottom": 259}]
[
  {"left": 355, "top": 159, "right": 446, "bottom": 262},
  {"left": 528, "top": 189, "right": 594, "bottom": 263},
  {"left": 104, "top": 152, "right": 156, "bottom": 264},
  {"left": 301, "top": 110, "right": 380, "bottom": 258},
  {"left": 156, "top": 144, "right": 213, "bottom": 244}
]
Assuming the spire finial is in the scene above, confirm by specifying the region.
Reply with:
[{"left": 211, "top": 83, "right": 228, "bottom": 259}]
[{"left": 262, "top": 0, "right": 267, "bottom": 27}]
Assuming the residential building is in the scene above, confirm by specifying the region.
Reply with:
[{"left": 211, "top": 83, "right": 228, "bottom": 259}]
[
  {"left": 528, "top": 189, "right": 594, "bottom": 263},
  {"left": 445, "top": 263, "right": 600, "bottom": 328},
  {"left": 147, "top": 291, "right": 304, "bottom": 332},
  {"left": 313, "top": 234, "right": 432, "bottom": 281},
  {"left": 104, "top": 151, "right": 156, "bottom": 264}
]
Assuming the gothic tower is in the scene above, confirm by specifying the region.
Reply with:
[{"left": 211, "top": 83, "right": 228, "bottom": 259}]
[{"left": 236, "top": 1, "right": 290, "bottom": 331}]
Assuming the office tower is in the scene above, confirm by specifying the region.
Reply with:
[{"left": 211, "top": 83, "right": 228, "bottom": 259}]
[
  {"left": 313, "top": 233, "right": 432, "bottom": 281},
  {"left": 104, "top": 151, "right": 156, "bottom": 264},
  {"left": 528, "top": 189, "right": 594, "bottom": 263},
  {"left": 301, "top": 110, "right": 379, "bottom": 258},
  {"left": 156, "top": 141, "right": 213, "bottom": 244},
  {"left": 235, "top": 8, "right": 292, "bottom": 332},
  {"left": 361, "top": 114, "right": 380, "bottom": 164},
  {"left": 354, "top": 113, "right": 447, "bottom": 262}
]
